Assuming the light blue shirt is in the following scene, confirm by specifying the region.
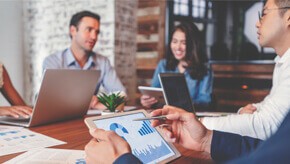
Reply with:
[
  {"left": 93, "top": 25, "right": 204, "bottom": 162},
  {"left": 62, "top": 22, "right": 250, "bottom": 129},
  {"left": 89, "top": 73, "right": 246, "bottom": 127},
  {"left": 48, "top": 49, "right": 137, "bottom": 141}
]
[
  {"left": 151, "top": 59, "right": 213, "bottom": 110},
  {"left": 42, "top": 48, "right": 126, "bottom": 95}
]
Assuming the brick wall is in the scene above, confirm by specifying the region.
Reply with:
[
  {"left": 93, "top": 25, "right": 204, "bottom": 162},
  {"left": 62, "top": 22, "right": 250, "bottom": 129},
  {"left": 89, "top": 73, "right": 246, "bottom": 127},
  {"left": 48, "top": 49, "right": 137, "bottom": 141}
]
[
  {"left": 23, "top": 0, "right": 137, "bottom": 105},
  {"left": 114, "top": 1, "right": 138, "bottom": 104}
]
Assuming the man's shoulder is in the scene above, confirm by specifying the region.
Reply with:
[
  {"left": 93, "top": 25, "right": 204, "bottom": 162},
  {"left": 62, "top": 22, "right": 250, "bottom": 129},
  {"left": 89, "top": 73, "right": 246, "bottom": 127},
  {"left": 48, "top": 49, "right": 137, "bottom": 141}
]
[
  {"left": 45, "top": 48, "right": 67, "bottom": 60},
  {"left": 43, "top": 48, "right": 68, "bottom": 68},
  {"left": 92, "top": 52, "right": 111, "bottom": 63}
]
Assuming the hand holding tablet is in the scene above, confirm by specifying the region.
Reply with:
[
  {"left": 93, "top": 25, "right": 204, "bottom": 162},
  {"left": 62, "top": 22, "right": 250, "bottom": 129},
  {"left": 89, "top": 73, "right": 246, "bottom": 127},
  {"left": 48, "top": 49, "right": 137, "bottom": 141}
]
[
  {"left": 138, "top": 86, "right": 165, "bottom": 108},
  {"left": 86, "top": 128, "right": 132, "bottom": 163},
  {"left": 84, "top": 110, "right": 180, "bottom": 164}
]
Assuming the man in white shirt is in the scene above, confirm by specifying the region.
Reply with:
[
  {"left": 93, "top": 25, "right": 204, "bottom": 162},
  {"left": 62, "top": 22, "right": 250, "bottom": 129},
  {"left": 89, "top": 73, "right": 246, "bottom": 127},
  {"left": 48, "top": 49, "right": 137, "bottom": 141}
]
[{"left": 202, "top": 1, "right": 290, "bottom": 140}]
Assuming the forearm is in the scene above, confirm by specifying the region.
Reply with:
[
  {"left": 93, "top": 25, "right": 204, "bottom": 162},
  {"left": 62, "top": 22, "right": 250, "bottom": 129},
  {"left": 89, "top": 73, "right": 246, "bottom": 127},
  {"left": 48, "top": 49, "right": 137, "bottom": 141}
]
[
  {"left": 202, "top": 112, "right": 278, "bottom": 140},
  {"left": 2, "top": 67, "right": 26, "bottom": 106},
  {"left": 2, "top": 87, "right": 26, "bottom": 106}
]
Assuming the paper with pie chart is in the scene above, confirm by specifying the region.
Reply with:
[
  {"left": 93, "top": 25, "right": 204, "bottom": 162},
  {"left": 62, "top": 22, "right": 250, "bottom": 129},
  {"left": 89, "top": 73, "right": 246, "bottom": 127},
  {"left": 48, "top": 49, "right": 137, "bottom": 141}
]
[{"left": 93, "top": 112, "right": 176, "bottom": 164}]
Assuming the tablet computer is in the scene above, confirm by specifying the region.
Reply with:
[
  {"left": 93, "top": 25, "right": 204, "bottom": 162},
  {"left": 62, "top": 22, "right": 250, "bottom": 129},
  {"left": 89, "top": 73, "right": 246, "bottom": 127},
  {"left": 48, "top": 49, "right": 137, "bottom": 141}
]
[
  {"left": 158, "top": 73, "right": 195, "bottom": 113},
  {"left": 138, "top": 86, "right": 165, "bottom": 108},
  {"left": 85, "top": 110, "right": 181, "bottom": 164}
]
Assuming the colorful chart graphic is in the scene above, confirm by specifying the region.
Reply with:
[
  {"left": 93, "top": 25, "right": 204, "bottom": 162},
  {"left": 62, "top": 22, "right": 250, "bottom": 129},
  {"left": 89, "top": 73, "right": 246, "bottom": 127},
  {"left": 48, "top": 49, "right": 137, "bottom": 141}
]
[
  {"left": 110, "top": 123, "right": 129, "bottom": 141},
  {"left": 75, "top": 158, "right": 86, "bottom": 164},
  {"left": 133, "top": 140, "right": 172, "bottom": 163},
  {"left": 93, "top": 113, "right": 175, "bottom": 164},
  {"left": 138, "top": 121, "right": 155, "bottom": 136},
  {"left": 0, "top": 130, "right": 19, "bottom": 136}
]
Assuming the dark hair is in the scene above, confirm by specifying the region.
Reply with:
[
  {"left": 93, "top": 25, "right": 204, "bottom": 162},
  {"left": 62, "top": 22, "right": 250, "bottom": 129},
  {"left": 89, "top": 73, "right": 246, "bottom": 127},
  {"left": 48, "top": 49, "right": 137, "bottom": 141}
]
[
  {"left": 69, "top": 10, "right": 100, "bottom": 38},
  {"left": 166, "top": 22, "right": 208, "bottom": 80},
  {"left": 274, "top": 0, "right": 290, "bottom": 16}
]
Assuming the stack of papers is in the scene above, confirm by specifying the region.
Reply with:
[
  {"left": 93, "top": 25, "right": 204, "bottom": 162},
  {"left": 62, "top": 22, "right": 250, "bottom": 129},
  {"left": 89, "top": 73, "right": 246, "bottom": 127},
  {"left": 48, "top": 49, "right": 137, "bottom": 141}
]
[
  {"left": 4, "top": 148, "right": 86, "bottom": 164},
  {"left": 0, "top": 125, "right": 66, "bottom": 156}
]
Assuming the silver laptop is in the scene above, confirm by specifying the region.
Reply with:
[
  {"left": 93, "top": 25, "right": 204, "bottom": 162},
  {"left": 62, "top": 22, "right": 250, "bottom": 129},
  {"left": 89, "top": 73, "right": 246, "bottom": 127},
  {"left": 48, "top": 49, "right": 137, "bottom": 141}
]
[
  {"left": 158, "top": 73, "right": 195, "bottom": 113},
  {"left": 0, "top": 69, "right": 100, "bottom": 127}
]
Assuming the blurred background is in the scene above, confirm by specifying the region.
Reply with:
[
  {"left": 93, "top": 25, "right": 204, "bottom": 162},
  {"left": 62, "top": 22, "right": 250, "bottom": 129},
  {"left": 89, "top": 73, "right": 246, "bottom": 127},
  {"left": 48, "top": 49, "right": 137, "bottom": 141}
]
[{"left": 0, "top": 0, "right": 274, "bottom": 112}]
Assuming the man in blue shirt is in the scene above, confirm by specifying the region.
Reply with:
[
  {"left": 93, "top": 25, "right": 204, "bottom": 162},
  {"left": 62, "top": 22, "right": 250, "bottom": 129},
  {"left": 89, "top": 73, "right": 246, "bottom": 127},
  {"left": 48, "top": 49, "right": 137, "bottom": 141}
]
[
  {"left": 43, "top": 11, "right": 126, "bottom": 110},
  {"left": 84, "top": 0, "right": 290, "bottom": 163}
]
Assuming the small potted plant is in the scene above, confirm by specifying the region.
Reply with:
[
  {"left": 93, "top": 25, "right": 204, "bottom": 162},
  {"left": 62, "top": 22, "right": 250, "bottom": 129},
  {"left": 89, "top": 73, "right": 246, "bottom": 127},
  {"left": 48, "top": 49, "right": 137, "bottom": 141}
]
[{"left": 97, "top": 92, "right": 126, "bottom": 115}]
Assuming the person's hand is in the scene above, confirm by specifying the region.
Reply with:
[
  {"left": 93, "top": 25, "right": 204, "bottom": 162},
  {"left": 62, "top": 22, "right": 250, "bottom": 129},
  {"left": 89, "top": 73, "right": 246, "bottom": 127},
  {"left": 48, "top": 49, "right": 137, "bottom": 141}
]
[
  {"left": 140, "top": 95, "right": 157, "bottom": 108},
  {"left": 89, "top": 95, "right": 107, "bottom": 110},
  {"left": 0, "top": 106, "right": 33, "bottom": 118},
  {"left": 89, "top": 95, "right": 99, "bottom": 109},
  {"left": 85, "top": 128, "right": 131, "bottom": 164},
  {"left": 151, "top": 105, "right": 213, "bottom": 153},
  {"left": 239, "top": 104, "right": 257, "bottom": 114}
]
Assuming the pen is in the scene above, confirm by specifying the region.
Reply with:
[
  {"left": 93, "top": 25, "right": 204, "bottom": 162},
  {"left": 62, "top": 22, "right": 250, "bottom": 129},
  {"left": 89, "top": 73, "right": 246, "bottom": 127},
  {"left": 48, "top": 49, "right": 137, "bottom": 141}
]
[
  {"left": 196, "top": 114, "right": 228, "bottom": 117},
  {"left": 133, "top": 115, "right": 167, "bottom": 121},
  {"left": 196, "top": 115, "right": 227, "bottom": 117}
]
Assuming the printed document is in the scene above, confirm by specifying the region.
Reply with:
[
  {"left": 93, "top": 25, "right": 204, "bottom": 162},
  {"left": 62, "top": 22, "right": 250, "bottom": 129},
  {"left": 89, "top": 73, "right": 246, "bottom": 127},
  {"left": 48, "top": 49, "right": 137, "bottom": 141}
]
[
  {"left": 0, "top": 126, "right": 66, "bottom": 156},
  {"left": 4, "top": 148, "right": 86, "bottom": 164}
]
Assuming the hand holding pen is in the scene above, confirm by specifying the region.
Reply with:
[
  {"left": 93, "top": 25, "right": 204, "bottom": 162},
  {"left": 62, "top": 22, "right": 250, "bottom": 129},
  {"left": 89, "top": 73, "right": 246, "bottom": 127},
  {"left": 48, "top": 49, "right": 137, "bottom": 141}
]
[{"left": 143, "top": 105, "right": 213, "bottom": 153}]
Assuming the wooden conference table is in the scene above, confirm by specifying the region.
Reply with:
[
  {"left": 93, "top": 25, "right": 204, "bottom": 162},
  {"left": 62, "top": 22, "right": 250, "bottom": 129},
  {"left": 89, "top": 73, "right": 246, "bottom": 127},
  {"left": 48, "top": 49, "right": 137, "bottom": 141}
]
[{"left": 0, "top": 113, "right": 214, "bottom": 163}]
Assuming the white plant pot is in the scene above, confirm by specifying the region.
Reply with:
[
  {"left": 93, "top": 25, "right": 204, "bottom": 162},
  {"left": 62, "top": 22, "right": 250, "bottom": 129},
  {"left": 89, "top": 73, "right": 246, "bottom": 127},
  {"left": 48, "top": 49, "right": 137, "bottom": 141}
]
[{"left": 101, "top": 110, "right": 119, "bottom": 115}]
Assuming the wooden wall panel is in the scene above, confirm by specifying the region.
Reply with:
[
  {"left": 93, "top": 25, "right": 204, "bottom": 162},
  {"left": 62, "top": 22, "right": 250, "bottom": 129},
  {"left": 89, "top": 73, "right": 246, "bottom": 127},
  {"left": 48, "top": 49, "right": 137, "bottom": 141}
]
[
  {"left": 135, "top": 0, "right": 167, "bottom": 105},
  {"left": 212, "top": 62, "right": 274, "bottom": 112},
  {"left": 136, "top": 0, "right": 167, "bottom": 91},
  {"left": 138, "top": 0, "right": 159, "bottom": 8}
]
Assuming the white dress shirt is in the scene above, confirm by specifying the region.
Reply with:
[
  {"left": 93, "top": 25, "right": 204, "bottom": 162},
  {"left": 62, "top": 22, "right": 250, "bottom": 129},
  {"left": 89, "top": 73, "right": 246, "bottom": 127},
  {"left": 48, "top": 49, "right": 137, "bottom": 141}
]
[{"left": 202, "top": 48, "right": 290, "bottom": 140}]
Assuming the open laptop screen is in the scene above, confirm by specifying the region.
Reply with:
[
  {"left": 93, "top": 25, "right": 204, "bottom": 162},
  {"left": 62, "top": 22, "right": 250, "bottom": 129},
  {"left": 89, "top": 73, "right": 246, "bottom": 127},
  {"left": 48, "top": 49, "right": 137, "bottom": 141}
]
[{"left": 159, "top": 73, "right": 195, "bottom": 113}]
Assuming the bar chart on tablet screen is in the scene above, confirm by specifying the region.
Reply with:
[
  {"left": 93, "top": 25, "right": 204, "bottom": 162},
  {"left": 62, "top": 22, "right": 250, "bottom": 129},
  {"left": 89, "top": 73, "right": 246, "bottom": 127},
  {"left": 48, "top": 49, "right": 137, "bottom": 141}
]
[{"left": 93, "top": 113, "right": 176, "bottom": 164}]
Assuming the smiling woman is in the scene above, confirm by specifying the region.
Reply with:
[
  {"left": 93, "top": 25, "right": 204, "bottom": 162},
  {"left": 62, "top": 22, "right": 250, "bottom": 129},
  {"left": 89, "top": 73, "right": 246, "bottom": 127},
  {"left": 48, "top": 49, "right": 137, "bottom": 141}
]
[{"left": 140, "top": 22, "right": 213, "bottom": 111}]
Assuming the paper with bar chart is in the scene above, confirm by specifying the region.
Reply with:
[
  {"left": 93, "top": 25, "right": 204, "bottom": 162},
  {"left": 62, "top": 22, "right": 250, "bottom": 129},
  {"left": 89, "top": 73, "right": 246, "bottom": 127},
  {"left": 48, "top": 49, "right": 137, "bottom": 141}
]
[
  {"left": 0, "top": 126, "right": 66, "bottom": 156},
  {"left": 4, "top": 148, "right": 86, "bottom": 164},
  {"left": 93, "top": 113, "right": 176, "bottom": 164}
]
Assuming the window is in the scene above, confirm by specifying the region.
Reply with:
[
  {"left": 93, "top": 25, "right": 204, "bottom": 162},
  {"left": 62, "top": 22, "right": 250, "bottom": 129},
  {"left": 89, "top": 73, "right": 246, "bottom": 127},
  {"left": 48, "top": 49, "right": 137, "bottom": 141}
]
[
  {"left": 174, "top": 0, "right": 189, "bottom": 16},
  {"left": 168, "top": 0, "right": 215, "bottom": 59},
  {"left": 173, "top": 0, "right": 213, "bottom": 20}
]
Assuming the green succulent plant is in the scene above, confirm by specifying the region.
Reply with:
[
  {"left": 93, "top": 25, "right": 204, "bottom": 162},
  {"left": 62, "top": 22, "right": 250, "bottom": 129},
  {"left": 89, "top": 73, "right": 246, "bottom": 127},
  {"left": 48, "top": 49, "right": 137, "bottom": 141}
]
[{"left": 97, "top": 92, "right": 126, "bottom": 112}]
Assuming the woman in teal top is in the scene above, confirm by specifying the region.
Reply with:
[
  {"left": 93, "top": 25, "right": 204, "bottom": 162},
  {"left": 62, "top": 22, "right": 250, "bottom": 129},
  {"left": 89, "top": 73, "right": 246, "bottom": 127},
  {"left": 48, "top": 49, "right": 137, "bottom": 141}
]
[{"left": 141, "top": 22, "right": 213, "bottom": 111}]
